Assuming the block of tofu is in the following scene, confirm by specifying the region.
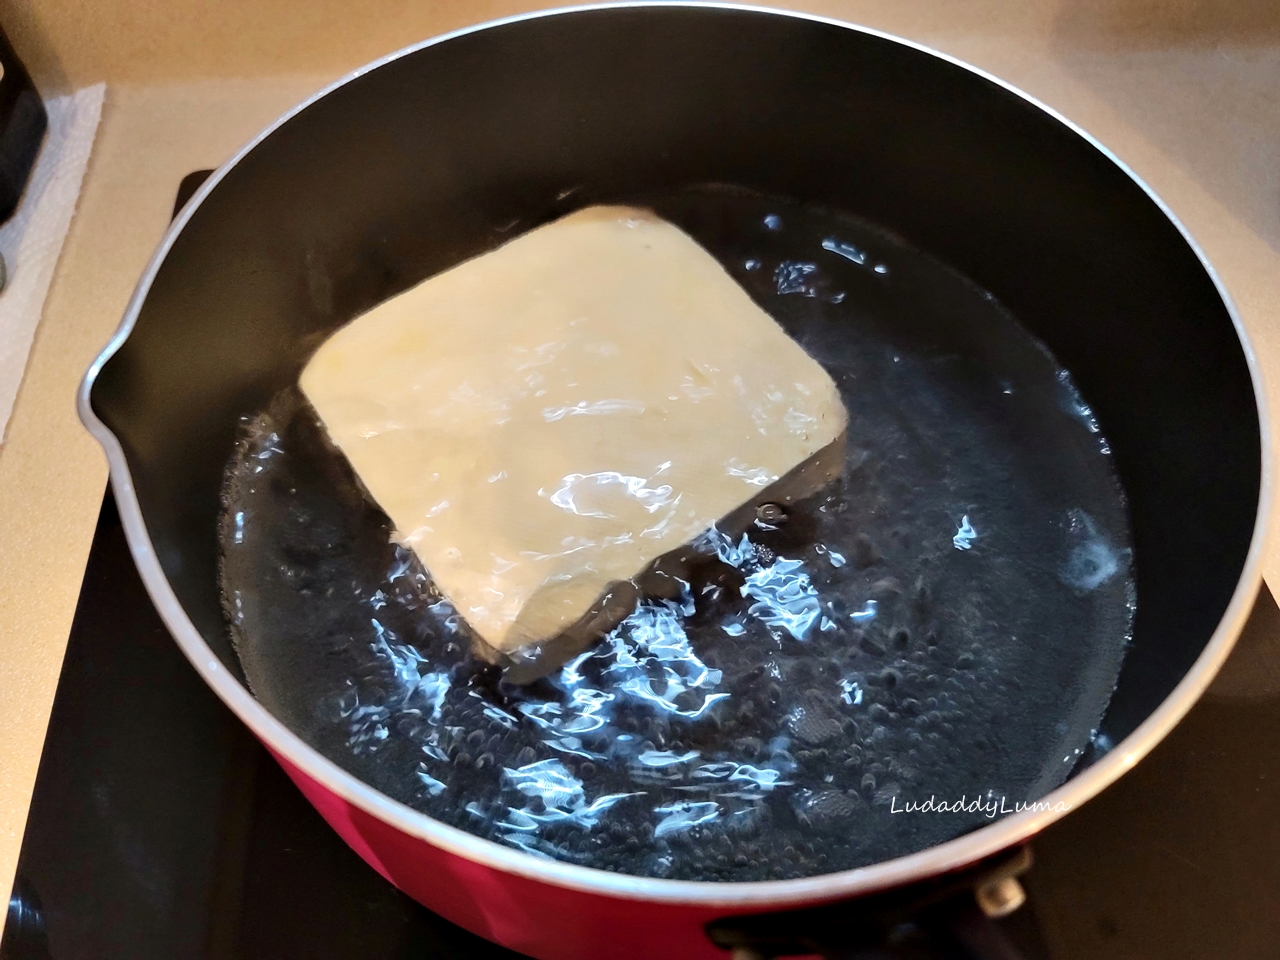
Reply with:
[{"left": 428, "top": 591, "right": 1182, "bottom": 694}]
[{"left": 300, "top": 205, "right": 847, "bottom": 676}]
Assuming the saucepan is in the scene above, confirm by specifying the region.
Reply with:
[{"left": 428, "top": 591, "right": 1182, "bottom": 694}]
[{"left": 78, "top": 4, "right": 1268, "bottom": 959}]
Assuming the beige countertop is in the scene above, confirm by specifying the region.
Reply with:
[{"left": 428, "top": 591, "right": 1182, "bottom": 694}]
[{"left": 0, "top": 1, "right": 1278, "bottom": 936}]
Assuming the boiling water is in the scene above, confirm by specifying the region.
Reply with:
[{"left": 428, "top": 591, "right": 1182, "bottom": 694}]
[{"left": 220, "top": 189, "right": 1133, "bottom": 881}]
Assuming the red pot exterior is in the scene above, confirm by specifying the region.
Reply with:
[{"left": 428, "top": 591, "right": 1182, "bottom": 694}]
[{"left": 272, "top": 748, "right": 768, "bottom": 960}]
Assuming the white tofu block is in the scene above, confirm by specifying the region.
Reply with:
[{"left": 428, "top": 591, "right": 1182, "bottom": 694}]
[{"left": 300, "top": 206, "right": 847, "bottom": 669}]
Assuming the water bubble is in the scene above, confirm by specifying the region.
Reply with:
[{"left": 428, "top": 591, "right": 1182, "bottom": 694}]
[
  {"left": 654, "top": 801, "right": 720, "bottom": 838},
  {"left": 821, "top": 236, "right": 867, "bottom": 265},
  {"left": 775, "top": 261, "right": 820, "bottom": 296},
  {"left": 1060, "top": 510, "right": 1127, "bottom": 592},
  {"left": 755, "top": 502, "right": 788, "bottom": 527},
  {"left": 839, "top": 678, "right": 863, "bottom": 706},
  {"left": 1056, "top": 369, "right": 1101, "bottom": 434}
]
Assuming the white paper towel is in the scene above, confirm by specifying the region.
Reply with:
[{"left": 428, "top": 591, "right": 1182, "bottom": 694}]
[{"left": 0, "top": 83, "right": 105, "bottom": 442}]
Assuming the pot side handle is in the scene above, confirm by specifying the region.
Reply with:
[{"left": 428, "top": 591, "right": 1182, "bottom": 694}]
[{"left": 705, "top": 845, "right": 1033, "bottom": 960}]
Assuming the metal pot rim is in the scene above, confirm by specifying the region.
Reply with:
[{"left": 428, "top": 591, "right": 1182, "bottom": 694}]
[{"left": 77, "top": 1, "right": 1273, "bottom": 909}]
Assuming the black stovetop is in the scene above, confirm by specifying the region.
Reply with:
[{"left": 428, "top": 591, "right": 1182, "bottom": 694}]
[{"left": 3, "top": 177, "right": 1278, "bottom": 960}]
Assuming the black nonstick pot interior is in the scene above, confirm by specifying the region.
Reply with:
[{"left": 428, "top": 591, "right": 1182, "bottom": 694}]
[{"left": 90, "top": 4, "right": 1260, "bottom": 782}]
